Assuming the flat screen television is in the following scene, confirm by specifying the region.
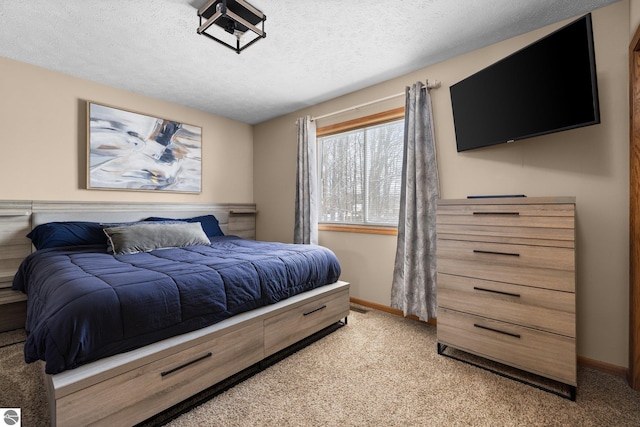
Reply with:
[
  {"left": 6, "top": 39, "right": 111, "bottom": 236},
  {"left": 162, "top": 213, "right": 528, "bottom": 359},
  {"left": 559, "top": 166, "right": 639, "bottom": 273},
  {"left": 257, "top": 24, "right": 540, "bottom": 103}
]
[{"left": 450, "top": 13, "right": 600, "bottom": 152}]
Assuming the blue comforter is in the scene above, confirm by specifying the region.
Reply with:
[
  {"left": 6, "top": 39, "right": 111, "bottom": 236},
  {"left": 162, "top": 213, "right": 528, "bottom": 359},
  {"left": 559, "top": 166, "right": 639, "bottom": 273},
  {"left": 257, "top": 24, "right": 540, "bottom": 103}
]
[{"left": 13, "top": 236, "right": 341, "bottom": 374}]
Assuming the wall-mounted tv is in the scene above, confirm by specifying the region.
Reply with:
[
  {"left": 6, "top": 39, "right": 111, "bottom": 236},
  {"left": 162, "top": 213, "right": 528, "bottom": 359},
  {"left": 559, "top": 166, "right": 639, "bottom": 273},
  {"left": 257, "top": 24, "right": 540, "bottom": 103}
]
[{"left": 450, "top": 13, "right": 600, "bottom": 152}]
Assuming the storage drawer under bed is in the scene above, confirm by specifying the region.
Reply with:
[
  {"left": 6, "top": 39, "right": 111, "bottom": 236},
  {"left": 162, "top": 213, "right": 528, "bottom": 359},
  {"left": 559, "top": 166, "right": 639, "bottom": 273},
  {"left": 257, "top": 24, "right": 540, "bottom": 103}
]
[
  {"left": 46, "top": 281, "right": 351, "bottom": 427},
  {"left": 50, "top": 320, "right": 264, "bottom": 427},
  {"left": 264, "top": 286, "right": 350, "bottom": 357},
  {"left": 437, "top": 307, "right": 576, "bottom": 385}
]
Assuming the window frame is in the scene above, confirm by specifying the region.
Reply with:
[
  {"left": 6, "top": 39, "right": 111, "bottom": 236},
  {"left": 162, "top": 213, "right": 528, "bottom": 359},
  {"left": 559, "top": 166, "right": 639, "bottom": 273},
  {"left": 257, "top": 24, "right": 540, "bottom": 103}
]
[{"left": 316, "top": 107, "right": 405, "bottom": 235}]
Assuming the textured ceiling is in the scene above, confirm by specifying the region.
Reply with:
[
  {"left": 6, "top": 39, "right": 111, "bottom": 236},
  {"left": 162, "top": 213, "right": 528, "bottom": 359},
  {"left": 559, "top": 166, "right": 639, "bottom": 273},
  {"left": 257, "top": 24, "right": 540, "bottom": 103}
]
[{"left": 0, "top": 0, "right": 620, "bottom": 124}]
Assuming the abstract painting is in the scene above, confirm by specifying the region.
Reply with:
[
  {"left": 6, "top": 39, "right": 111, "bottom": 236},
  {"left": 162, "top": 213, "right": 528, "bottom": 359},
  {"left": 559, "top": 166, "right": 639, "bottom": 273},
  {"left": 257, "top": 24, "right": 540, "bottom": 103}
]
[{"left": 87, "top": 102, "right": 202, "bottom": 193}]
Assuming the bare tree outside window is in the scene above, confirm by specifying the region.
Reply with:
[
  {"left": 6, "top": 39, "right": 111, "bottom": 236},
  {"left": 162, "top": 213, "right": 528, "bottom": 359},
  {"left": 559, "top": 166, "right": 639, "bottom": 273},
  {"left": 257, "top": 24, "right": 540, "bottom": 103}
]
[{"left": 318, "top": 119, "right": 404, "bottom": 226}]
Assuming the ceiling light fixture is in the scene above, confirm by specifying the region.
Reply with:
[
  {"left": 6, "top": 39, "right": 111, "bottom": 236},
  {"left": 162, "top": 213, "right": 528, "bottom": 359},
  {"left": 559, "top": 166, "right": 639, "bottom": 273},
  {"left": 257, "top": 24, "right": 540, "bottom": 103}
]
[{"left": 197, "top": 0, "right": 266, "bottom": 54}]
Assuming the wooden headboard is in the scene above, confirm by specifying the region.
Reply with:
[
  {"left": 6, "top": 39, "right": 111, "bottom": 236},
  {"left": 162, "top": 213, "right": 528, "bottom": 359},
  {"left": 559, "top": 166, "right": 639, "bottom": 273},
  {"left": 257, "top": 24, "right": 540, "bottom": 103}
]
[{"left": 29, "top": 201, "right": 257, "bottom": 238}]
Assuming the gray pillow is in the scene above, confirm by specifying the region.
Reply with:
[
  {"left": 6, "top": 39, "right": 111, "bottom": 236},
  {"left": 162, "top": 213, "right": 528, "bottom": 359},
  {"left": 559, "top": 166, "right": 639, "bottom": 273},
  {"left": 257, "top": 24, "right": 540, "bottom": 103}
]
[{"left": 103, "top": 222, "right": 211, "bottom": 255}]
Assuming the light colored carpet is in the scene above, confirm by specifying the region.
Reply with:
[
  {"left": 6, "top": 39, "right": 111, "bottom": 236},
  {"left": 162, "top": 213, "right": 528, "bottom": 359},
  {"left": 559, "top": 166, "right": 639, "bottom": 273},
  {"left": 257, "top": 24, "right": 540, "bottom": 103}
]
[
  {"left": 2, "top": 307, "right": 640, "bottom": 426},
  {"left": 0, "top": 329, "right": 49, "bottom": 426}
]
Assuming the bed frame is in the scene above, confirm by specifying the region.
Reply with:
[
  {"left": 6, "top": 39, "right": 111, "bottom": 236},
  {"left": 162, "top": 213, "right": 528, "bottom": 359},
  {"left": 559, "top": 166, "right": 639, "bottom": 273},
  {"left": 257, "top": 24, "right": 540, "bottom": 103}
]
[{"left": 4, "top": 201, "right": 350, "bottom": 427}]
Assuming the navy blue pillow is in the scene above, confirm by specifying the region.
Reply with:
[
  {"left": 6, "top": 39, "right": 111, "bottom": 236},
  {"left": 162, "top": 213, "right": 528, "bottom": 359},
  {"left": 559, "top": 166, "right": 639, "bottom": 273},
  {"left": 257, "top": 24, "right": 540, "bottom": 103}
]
[
  {"left": 27, "top": 221, "right": 107, "bottom": 250},
  {"left": 144, "top": 215, "right": 224, "bottom": 237}
]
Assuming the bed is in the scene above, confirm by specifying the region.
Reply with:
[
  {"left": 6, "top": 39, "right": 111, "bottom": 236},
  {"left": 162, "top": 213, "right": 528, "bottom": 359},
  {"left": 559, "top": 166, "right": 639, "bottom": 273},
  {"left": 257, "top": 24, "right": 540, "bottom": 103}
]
[{"left": 8, "top": 201, "right": 350, "bottom": 427}]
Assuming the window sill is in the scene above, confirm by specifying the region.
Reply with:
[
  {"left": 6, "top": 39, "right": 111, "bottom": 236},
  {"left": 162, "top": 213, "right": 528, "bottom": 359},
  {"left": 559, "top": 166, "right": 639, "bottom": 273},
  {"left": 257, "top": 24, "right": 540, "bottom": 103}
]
[{"left": 318, "top": 223, "right": 398, "bottom": 236}]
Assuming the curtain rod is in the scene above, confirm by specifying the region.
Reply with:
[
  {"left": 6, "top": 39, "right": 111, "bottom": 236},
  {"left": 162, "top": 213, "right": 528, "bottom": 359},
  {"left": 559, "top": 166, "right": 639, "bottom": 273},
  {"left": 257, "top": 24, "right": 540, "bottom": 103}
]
[{"left": 310, "top": 79, "right": 441, "bottom": 122}]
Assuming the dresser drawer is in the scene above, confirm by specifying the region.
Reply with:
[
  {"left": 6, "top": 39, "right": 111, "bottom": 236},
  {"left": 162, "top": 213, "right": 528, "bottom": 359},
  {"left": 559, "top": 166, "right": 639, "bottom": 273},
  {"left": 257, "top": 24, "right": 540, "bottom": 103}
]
[
  {"left": 437, "top": 203, "right": 574, "bottom": 243},
  {"left": 436, "top": 224, "right": 574, "bottom": 246},
  {"left": 437, "top": 273, "right": 575, "bottom": 337},
  {"left": 264, "top": 287, "right": 349, "bottom": 357},
  {"left": 54, "top": 320, "right": 264, "bottom": 427},
  {"left": 437, "top": 308, "right": 576, "bottom": 385},
  {"left": 437, "top": 239, "right": 575, "bottom": 292},
  {"left": 437, "top": 203, "right": 574, "bottom": 226}
]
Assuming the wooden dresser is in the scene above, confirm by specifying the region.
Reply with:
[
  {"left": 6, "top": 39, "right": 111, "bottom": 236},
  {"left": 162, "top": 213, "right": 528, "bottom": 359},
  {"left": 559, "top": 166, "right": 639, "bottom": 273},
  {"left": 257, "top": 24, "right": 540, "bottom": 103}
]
[{"left": 436, "top": 197, "right": 576, "bottom": 398}]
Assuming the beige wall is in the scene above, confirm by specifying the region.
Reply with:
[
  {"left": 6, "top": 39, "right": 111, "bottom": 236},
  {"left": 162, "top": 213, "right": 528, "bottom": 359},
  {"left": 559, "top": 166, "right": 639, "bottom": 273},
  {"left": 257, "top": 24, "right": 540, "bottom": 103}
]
[
  {"left": 0, "top": 56, "right": 253, "bottom": 204},
  {"left": 632, "top": 0, "right": 640, "bottom": 37},
  {"left": 254, "top": 1, "right": 630, "bottom": 367}
]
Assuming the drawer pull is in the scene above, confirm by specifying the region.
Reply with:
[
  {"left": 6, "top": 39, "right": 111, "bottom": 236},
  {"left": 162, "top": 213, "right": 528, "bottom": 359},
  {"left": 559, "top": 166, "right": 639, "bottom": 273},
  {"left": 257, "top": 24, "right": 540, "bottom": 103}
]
[
  {"left": 473, "top": 249, "right": 520, "bottom": 257},
  {"left": 161, "top": 352, "right": 212, "bottom": 377},
  {"left": 474, "top": 323, "right": 521, "bottom": 339},
  {"left": 472, "top": 211, "right": 520, "bottom": 216},
  {"left": 473, "top": 286, "right": 521, "bottom": 298},
  {"left": 303, "top": 305, "right": 327, "bottom": 316}
]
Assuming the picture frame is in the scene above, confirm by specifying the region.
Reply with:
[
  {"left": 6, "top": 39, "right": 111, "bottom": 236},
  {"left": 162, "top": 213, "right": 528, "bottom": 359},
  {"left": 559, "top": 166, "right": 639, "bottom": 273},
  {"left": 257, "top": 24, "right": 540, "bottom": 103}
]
[{"left": 87, "top": 102, "right": 202, "bottom": 193}]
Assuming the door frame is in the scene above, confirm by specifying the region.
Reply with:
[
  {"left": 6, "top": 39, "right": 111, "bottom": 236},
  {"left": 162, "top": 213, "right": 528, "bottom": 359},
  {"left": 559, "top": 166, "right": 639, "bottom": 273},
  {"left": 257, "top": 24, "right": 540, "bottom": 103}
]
[{"left": 629, "top": 22, "right": 640, "bottom": 391}]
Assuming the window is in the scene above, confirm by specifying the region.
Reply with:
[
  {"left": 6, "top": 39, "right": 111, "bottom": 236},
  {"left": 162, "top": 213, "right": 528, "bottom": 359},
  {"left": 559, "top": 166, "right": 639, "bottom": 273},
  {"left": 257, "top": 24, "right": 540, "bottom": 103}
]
[{"left": 317, "top": 108, "right": 405, "bottom": 229}]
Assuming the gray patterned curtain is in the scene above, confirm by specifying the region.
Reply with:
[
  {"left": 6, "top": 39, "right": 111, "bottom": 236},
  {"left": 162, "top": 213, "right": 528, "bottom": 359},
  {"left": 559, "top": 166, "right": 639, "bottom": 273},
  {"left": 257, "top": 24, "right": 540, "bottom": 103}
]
[
  {"left": 390, "top": 82, "right": 440, "bottom": 321},
  {"left": 294, "top": 116, "right": 318, "bottom": 245}
]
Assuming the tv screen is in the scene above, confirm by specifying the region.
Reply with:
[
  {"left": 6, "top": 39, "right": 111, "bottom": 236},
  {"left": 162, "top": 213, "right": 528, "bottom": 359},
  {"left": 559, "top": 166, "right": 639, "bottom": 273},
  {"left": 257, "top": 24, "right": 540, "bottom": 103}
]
[{"left": 450, "top": 13, "right": 600, "bottom": 152}]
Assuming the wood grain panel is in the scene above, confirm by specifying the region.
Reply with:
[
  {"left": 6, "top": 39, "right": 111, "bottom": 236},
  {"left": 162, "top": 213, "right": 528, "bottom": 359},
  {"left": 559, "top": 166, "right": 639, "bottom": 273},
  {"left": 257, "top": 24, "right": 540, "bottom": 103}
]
[
  {"left": 438, "top": 273, "right": 575, "bottom": 337},
  {"left": 629, "top": 23, "right": 640, "bottom": 391},
  {"left": 437, "top": 239, "right": 574, "bottom": 272},
  {"left": 438, "top": 257, "right": 574, "bottom": 294},
  {"left": 437, "top": 197, "right": 576, "bottom": 206},
  {"left": 437, "top": 233, "right": 574, "bottom": 249},
  {"left": 436, "top": 224, "right": 574, "bottom": 245},
  {"left": 228, "top": 212, "right": 257, "bottom": 239},
  {"left": 54, "top": 321, "right": 264, "bottom": 427},
  {"left": 316, "top": 107, "right": 405, "bottom": 137},
  {"left": 264, "top": 287, "right": 350, "bottom": 356},
  {"left": 436, "top": 212, "right": 574, "bottom": 229},
  {"left": 0, "top": 258, "right": 26, "bottom": 289},
  {"left": 438, "top": 308, "right": 576, "bottom": 385},
  {"left": 0, "top": 202, "right": 31, "bottom": 331},
  {"left": 0, "top": 290, "right": 27, "bottom": 331},
  {"left": 437, "top": 202, "right": 575, "bottom": 217},
  {"left": 0, "top": 208, "right": 31, "bottom": 288},
  {"left": 0, "top": 216, "right": 31, "bottom": 246}
]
